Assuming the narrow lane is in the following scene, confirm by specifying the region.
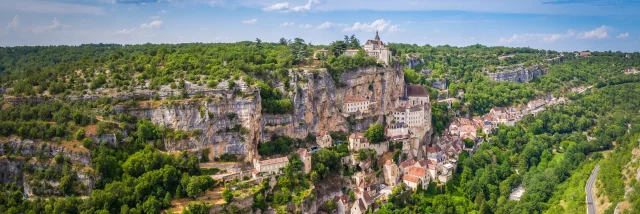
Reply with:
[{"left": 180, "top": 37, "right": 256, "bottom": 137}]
[{"left": 586, "top": 164, "right": 600, "bottom": 214}]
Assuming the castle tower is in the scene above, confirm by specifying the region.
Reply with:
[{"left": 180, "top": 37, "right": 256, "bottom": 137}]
[{"left": 375, "top": 30, "right": 380, "bottom": 41}]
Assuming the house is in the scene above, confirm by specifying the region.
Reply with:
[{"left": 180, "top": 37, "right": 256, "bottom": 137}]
[
  {"left": 349, "top": 133, "right": 369, "bottom": 151},
  {"left": 404, "top": 84, "right": 430, "bottom": 106},
  {"left": 386, "top": 122, "right": 409, "bottom": 140},
  {"left": 296, "top": 148, "right": 311, "bottom": 174},
  {"left": 577, "top": 51, "right": 591, "bottom": 57},
  {"left": 383, "top": 160, "right": 400, "bottom": 187},
  {"left": 457, "top": 89, "right": 465, "bottom": 98},
  {"left": 392, "top": 105, "right": 425, "bottom": 128},
  {"left": 363, "top": 31, "right": 392, "bottom": 65},
  {"left": 624, "top": 68, "right": 638, "bottom": 75},
  {"left": 344, "top": 96, "right": 370, "bottom": 113},
  {"left": 252, "top": 157, "right": 289, "bottom": 179},
  {"left": 459, "top": 125, "right": 476, "bottom": 140},
  {"left": 403, "top": 167, "right": 430, "bottom": 191},
  {"left": 400, "top": 159, "right": 416, "bottom": 173},
  {"left": 351, "top": 198, "right": 367, "bottom": 214},
  {"left": 406, "top": 166, "right": 430, "bottom": 188},
  {"left": 334, "top": 195, "right": 350, "bottom": 214},
  {"left": 425, "top": 147, "right": 446, "bottom": 163}
]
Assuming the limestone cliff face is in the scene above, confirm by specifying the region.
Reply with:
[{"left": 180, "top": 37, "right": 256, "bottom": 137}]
[
  {"left": 124, "top": 91, "right": 262, "bottom": 162},
  {"left": 0, "top": 157, "right": 24, "bottom": 184},
  {"left": 487, "top": 65, "right": 546, "bottom": 83},
  {"left": 262, "top": 66, "right": 406, "bottom": 140},
  {"left": 0, "top": 138, "right": 91, "bottom": 166}
]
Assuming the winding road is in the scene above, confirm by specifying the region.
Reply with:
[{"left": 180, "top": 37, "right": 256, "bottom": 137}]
[{"left": 586, "top": 164, "right": 600, "bottom": 214}]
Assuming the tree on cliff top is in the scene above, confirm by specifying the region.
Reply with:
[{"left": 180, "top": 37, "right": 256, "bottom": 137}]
[{"left": 364, "top": 123, "right": 385, "bottom": 144}]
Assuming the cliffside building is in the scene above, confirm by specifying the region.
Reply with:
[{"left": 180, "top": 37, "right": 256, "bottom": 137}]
[
  {"left": 392, "top": 105, "right": 425, "bottom": 128},
  {"left": 403, "top": 84, "right": 430, "bottom": 106},
  {"left": 344, "top": 96, "right": 370, "bottom": 113}
]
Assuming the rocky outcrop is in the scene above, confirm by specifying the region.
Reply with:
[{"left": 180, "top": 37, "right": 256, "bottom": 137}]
[
  {"left": 262, "top": 66, "right": 406, "bottom": 141},
  {"left": 431, "top": 78, "right": 447, "bottom": 90},
  {"left": 124, "top": 91, "right": 262, "bottom": 162},
  {"left": 486, "top": 65, "right": 546, "bottom": 83},
  {"left": 0, "top": 157, "right": 24, "bottom": 184},
  {"left": 0, "top": 138, "right": 91, "bottom": 166},
  {"left": 406, "top": 56, "right": 423, "bottom": 69}
]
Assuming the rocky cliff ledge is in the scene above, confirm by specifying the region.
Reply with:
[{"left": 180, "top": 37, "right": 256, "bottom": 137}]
[{"left": 486, "top": 65, "right": 546, "bottom": 83}]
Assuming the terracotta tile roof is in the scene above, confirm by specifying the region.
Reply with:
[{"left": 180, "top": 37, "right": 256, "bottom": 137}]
[
  {"left": 406, "top": 85, "right": 429, "bottom": 97},
  {"left": 403, "top": 174, "right": 420, "bottom": 183},
  {"left": 400, "top": 159, "right": 415, "bottom": 169},
  {"left": 460, "top": 125, "right": 476, "bottom": 133},
  {"left": 344, "top": 96, "right": 368, "bottom": 103},
  {"left": 408, "top": 166, "right": 426, "bottom": 177},
  {"left": 357, "top": 198, "right": 367, "bottom": 211},
  {"left": 259, "top": 156, "right": 289, "bottom": 165},
  {"left": 417, "top": 159, "right": 430, "bottom": 167}
]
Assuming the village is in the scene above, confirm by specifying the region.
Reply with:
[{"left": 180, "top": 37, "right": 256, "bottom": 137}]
[{"left": 244, "top": 32, "right": 571, "bottom": 214}]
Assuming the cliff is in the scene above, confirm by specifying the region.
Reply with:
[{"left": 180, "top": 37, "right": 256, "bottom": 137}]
[
  {"left": 124, "top": 91, "right": 262, "bottom": 162},
  {"left": 486, "top": 65, "right": 546, "bottom": 83},
  {"left": 262, "top": 66, "right": 407, "bottom": 141}
]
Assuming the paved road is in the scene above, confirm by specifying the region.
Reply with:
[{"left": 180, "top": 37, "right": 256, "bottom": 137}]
[{"left": 586, "top": 164, "right": 600, "bottom": 214}]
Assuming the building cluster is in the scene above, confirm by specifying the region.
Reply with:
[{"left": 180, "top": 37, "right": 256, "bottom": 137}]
[{"left": 314, "top": 31, "right": 392, "bottom": 65}]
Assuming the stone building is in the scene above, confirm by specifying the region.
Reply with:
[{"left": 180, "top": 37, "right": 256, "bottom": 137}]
[
  {"left": 349, "top": 133, "right": 369, "bottom": 151},
  {"left": 383, "top": 160, "right": 400, "bottom": 187},
  {"left": 386, "top": 122, "right": 409, "bottom": 140},
  {"left": 363, "top": 31, "right": 391, "bottom": 65},
  {"left": 392, "top": 105, "right": 425, "bottom": 128},
  {"left": 403, "top": 84, "right": 430, "bottom": 106},
  {"left": 344, "top": 96, "right": 370, "bottom": 113},
  {"left": 252, "top": 157, "right": 289, "bottom": 179}
]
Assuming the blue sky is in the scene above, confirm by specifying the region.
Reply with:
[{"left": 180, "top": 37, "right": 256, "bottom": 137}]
[{"left": 1, "top": 0, "right": 639, "bottom": 52}]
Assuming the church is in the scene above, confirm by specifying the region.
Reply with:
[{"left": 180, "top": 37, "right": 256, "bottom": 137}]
[{"left": 362, "top": 31, "right": 392, "bottom": 65}]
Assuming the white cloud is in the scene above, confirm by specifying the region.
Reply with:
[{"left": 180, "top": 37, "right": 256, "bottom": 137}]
[
  {"left": 7, "top": 15, "right": 19, "bottom": 29},
  {"left": 242, "top": 18, "right": 258, "bottom": 24},
  {"left": 151, "top": 16, "right": 161, "bottom": 20},
  {"left": 616, "top": 32, "right": 629, "bottom": 39},
  {"left": 578, "top": 25, "right": 608, "bottom": 39},
  {"left": 388, "top": 25, "right": 404, "bottom": 32},
  {"left": 32, "top": 17, "right": 70, "bottom": 33},
  {"left": 158, "top": 9, "right": 167, "bottom": 14},
  {"left": 280, "top": 21, "right": 296, "bottom": 27},
  {"left": 115, "top": 28, "right": 135, "bottom": 35},
  {"left": 0, "top": 0, "right": 107, "bottom": 15},
  {"left": 315, "top": 22, "right": 334, "bottom": 30},
  {"left": 263, "top": 2, "right": 290, "bottom": 11},
  {"left": 141, "top": 20, "right": 163, "bottom": 29},
  {"left": 343, "top": 19, "right": 392, "bottom": 32},
  {"left": 262, "top": 0, "right": 320, "bottom": 12}
]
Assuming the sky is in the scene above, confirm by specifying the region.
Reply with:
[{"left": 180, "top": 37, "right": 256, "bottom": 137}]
[{"left": 1, "top": 0, "right": 639, "bottom": 52}]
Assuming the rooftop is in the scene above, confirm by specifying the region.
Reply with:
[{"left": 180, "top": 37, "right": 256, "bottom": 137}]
[
  {"left": 408, "top": 166, "right": 427, "bottom": 177},
  {"left": 344, "top": 96, "right": 368, "bottom": 103},
  {"left": 403, "top": 174, "right": 420, "bottom": 183},
  {"left": 406, "top": 85, "right": 429, "bottom": 97},
  {"left": 258, "top": 156, "right": 289, "bottom": 165}
]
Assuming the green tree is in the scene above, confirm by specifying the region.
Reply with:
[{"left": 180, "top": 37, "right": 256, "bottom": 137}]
[{"left": 364, "top": 123, "right": 385, "bottom": 144}]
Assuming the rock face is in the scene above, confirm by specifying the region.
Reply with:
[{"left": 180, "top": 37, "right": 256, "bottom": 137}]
[
  {"left": 0, "top": 157, "right": 24, "bottom": 184},
  {"left": 431, "top": 78, "right": 447, "bottom": 90},
  {"left": 124, "top": 91, "right": 262, "bottom": 162},
  {"left": 0, "top": 138, "right": 91, "bottom": 166},
  {"left": 263, "top": 66, "right": 407, "bottom": 141},
  {"left": 406, "top": 56, "right": 423, "bottom": 69},
  {"left": 486, "top": 65, "right": 546, "bottom": 83}
]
